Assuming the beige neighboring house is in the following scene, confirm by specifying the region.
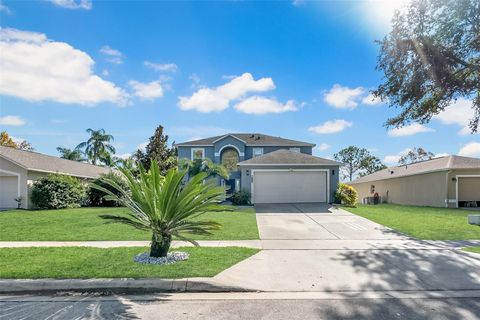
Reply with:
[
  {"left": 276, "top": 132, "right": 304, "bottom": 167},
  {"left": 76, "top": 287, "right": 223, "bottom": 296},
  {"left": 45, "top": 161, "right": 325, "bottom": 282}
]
[
  {"left": 0, "top": 145, "right": 110, "bottom": 209},
  {"left": 350, "top": 155, "right": 480, "bottom": 208}
]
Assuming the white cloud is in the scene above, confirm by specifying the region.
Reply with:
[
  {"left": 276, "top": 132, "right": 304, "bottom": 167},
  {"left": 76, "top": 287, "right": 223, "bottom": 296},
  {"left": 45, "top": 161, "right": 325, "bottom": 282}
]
[
  {"left": 383, "top": 148, "right": 412, "bottom": 164},
  {"left": 388, "top": 123, "right": 435, "bottom": 137},
  {"left": 189, "top": 73, "right": 201, "bottom": 88},
  {"left": 233, "top": 96, "right": 298, "bottom": 115},
  {"left": 434, "top": 153, "right": 450, "bottom": 158},
  {"left": 434, "top": 98, "right": 477, "bottom": 135},
  {"left": 49, "top": 0, "right": 92, "bottom": 10},
  {"left": 324, "top": 84, "right": 364, "bottom": 109},
  {"left": 458, "top": 142, "right": 480, "bottom": 158},
  {"left": 0, "top": 115, "right": 26, "bottom": 126},
  {"left": 117, "top": 153, "right": 132, "bottom": 160},
  {"left": 128, "top": 80, "right": 164, "bottom": 101},
  {"left": 0, "top": 3, "right": 11, "bottom": 14},
  {"left": 361, "top": 93, "right": 383, "bottom": 106},
  {"left": 178, "top": 73, "right": 275, "bottom": 112},
  {"left": 144, "top": 61, "right": 178, "bottom": 72},
  {"left": 309, "top": 119, "right": 353, "bottom": 134},
  {"left": 317, "top": 143, "right": 331, "bottom": 151},
  {"left": 0, "top": 28, "right": 127, "bottom": 106},
  {"left": 100, "top": 45, "right": 123, "bottom": 64},
  {"left": 102, "top": 69, "right": 109, "bottom": 76}
]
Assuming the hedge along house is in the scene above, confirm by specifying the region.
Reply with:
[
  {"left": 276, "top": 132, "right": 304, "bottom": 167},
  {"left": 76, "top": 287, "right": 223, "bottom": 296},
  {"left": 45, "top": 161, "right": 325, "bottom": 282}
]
[
  {"left": 349, "top": 155, "right": 480, "bottom": 208},
  {"left": 0, "top": 145, "right": 110, "bottom": 209},
  {"left": 175, "top": 133, "right": 341, "bottom": 204}
]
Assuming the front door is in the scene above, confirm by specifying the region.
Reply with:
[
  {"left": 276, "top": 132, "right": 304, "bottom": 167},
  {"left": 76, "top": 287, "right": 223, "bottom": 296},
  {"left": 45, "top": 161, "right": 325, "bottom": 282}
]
[{"left": 225, "top": 179, "right": 236, "bottom": 194}]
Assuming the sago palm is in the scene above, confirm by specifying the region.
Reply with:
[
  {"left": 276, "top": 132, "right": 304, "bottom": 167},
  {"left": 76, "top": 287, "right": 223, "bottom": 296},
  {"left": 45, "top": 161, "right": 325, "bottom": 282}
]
[{"left": 92, "top": 161, "right": 229, "bottom": 257}]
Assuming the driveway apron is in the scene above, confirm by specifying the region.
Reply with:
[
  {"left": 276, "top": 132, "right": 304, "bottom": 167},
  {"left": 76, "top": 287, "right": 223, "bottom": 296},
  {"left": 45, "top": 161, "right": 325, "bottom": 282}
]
[{"left": 213, "top": 203, "right": 480, "bottom": 292}]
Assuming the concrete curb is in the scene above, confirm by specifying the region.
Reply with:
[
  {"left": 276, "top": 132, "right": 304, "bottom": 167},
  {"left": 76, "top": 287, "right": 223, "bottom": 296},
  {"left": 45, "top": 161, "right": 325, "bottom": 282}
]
[{"left": 0, "top": 278, "right": 251, "bottom": 294}]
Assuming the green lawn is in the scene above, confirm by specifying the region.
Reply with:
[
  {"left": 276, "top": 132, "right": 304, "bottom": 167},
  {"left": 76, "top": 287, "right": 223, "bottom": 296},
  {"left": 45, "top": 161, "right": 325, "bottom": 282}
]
[
  {"left": 342, "top": 204, "right": 480, "bottom": 240},
  {"left": 463, "top": 247, "right": 480, "bottom": 255},
  {"left": 0, "top": 247, "right": 259, "bottom": 279},
  {"left": 0, "top": 206, "right": 259, "bottom": 241}
]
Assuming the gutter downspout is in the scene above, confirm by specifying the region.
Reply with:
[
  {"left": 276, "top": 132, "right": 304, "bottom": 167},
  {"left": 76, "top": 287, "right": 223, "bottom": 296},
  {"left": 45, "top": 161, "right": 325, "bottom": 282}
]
[{"left": 445, "top": 170, "right": 452, "bottom": 208}]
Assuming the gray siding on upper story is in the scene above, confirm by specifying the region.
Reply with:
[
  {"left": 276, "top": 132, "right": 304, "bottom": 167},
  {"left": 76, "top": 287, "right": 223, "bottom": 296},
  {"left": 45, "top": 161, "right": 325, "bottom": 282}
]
[
  {"left": 177, "top": 146, "right": 215, "bottom": 161},
  {"left": 244, "top": 146, "right": 312, "bottom": 159},
  {"left": 240, "top": 164, "right": 340, "bottom": 203},
  {"left": 213, "top": 136, "right": 246, "bottom": 164}
]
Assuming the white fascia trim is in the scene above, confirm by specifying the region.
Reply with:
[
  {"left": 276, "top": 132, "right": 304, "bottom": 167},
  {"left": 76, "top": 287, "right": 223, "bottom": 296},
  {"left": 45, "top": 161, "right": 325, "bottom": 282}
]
[
  {"left": 250, "top": 168, "right": 330, "bottom": 204},
  {"left": 214, "top": 144, "right": 245, "bottom": 157},
  {"left": 0, "top": 154, "right": 28, "bottom": 170},
  {"left": 455, "top": 174, "right": 480, "bottom": 208},
  {"left": 176, "top": 144, "right": 212, "bottom": 147},
  {"left": 0, "top": 168, "right": 21, "bottom": 198},
  {"left": 212, "top": 134, "right": 246, "bottom": 144}
]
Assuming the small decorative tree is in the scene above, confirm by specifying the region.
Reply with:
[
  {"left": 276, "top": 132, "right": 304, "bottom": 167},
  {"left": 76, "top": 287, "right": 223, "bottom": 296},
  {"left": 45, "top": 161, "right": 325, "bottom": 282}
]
[
  {"left": 92, "top": 161, "right": 229, "bottom": 258},
  {"left": 335, "top": 183, "right": 358, "bottom": 207}
]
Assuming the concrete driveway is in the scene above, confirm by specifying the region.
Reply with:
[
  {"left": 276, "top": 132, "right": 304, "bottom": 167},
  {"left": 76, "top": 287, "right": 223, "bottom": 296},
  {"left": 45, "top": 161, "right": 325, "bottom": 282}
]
[
  {"left": 254, "top": 203, "right": 407, "bottom": 240},
  {"left": 212, "top": 203, "right": 480, "bottom": 292}
]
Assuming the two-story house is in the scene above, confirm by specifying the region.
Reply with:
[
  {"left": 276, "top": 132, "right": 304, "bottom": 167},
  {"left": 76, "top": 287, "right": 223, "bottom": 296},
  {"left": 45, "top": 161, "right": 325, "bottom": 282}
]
[{"left": 176, "top": 133, "right": 341, "bottom": 204}]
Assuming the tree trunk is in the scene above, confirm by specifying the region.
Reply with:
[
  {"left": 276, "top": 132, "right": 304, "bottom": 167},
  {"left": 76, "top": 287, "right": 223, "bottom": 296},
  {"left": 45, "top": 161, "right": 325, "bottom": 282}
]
[{"left": 150, "top": 233, "right": 172, "bottom": 257}]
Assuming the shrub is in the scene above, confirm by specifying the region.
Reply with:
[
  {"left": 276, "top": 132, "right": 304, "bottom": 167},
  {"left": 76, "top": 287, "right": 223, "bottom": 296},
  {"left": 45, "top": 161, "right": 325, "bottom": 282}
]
[
  {"left": 335, "top": 183, "right": 358, "bottom": 207},
  {"left": 231, "top": 190, "right": 251, "bottom": 205},
  {"left": 88, "top": 172, "right": 127, "bottom": 207},
  {"left": 31, "top": 174, "right": 86, "bottom": 209}
]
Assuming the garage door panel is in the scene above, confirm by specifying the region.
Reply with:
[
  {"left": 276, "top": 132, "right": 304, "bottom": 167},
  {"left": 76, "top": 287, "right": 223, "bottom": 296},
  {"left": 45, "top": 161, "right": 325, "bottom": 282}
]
[
  {"left": 253, "top": 171, "right": 327, "bottom": 204},
  {"left": 0, "top": 176, "right": 19, "bottom": 208},
  {"left": 458, "top": 177, "right": 480, "bottom": 201}
]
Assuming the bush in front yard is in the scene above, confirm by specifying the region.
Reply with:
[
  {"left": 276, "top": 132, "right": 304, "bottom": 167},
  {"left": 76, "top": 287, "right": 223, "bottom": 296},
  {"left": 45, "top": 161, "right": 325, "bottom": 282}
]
[
  {"left": 88, "top": 172, "right": 127, "bottom": 207},
  {"left": 231, "top": 190, "right": 251, "bottom": 205},
  {"left": 31, "top": 174, "right": 86, "bottom": 209},
  {"left": 335, "top": 183, "right": 358, "bottom": 207}
]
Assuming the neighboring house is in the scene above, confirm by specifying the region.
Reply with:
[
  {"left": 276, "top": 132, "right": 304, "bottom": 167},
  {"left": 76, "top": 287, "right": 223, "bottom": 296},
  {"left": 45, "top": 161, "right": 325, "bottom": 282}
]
[
  {"left": 350, "top": 155, "right": 480, "bottom": 208},
  {"left": 175, "top": 133, "right": 341, "bottom": 204},
  {"left": 0, "top": 146, "right": 110, "bottom": 209}
]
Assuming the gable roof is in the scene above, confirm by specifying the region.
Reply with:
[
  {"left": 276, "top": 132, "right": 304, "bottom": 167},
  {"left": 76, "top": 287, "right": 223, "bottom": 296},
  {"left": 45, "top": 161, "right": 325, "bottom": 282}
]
[
  {"left": 350, "top": 155, "right": 480, "bottom": 184},
  {"left": 237, "top": 149, "right": 341, "bottom": 166},
  {"left": 175, "top": 133, "right": 315, "bottom": 147},
  {"left": 0, "top": 145, "right": 110, "bottom": 179}
]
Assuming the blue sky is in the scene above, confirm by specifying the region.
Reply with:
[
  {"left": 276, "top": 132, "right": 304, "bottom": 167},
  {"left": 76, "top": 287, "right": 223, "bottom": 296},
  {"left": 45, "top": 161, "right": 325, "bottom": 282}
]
[{"left": 0, "top": 0, "right": 479, "bottom": 163}]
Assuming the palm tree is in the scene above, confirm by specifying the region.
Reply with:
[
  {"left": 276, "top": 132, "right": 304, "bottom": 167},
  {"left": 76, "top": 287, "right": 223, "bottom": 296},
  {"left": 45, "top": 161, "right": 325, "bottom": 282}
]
[
  {"left": 76, "top": 128, "right": 116, "bottom": 165},
  {"left": 56, "top": 147, "right": 85, "bottom": 162},
  {"left": 179, "top": 158, "right": 229, "bottom": 180},
  {"left": 92, "top": 161, "right": 229, "bottom": 257}
]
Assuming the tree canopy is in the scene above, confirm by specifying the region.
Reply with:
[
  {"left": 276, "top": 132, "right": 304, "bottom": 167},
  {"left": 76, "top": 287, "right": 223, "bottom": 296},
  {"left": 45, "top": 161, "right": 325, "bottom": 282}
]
[
  {"left": 76, "top": 128, "right": 116, "bottom": 165},
  {"left": 334, "top": 146, "right": 387, "bottom": 181},
  {"left": 136, "top": 125, "right": 177, "bottom": 175},
  {"left": 375, "top": 0, "right": 479, "bottom": 133},
  {"left": 398, "top": 147, "right": 435, "bottom": 165}
]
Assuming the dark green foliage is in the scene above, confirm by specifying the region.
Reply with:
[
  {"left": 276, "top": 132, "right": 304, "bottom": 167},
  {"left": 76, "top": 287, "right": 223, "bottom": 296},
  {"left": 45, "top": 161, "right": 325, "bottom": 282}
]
[
  {"left": 179, "top": 158, "right": 229, "bottom": 180},
  {"left": 88, "top": 172, "right": 127, "bottom": 207},
  {"left": 136, "top": 125, "right": 177, "bottom": 174},
  {"left": 76, "top": 128, "right": 116, "bottom": 165},
  {"left": 31, "top": 174, "right": 86, "bottom": 209},
  {"left": 56, "top": 147, "right": 85, "bottom": 161},
  {"left": 231, "top": 190, "right": 251, "bottom": 205},
  {"left": 334, "top": 146, "right": 386, "bottom": 181},
  {"left": 375, "top": 0, "right": 480, "bottom": 133}
]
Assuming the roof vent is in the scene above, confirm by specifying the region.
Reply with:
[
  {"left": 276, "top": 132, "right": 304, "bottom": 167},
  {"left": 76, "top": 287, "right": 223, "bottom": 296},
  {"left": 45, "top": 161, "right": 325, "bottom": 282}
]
[
  {"left": 255, "top": 135, "right": 261, "bottom": 140},
  {"left": 250, "top": 134, "right": 254, "bottom": 138},
  {"left": 390, "top": 170, "right": 394, "bottom": 174}
]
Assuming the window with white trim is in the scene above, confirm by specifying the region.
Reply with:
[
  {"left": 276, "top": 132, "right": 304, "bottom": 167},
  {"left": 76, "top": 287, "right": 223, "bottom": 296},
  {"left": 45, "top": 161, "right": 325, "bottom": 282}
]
[
  {"left": 290, "top": 147, "right": 301, "bottom": 153},
  {"left": 191, "top": 148, "right": 205, "bottom": 160},
  {"left": 253, "top": 148, "right": 264, "bottom": 158}
]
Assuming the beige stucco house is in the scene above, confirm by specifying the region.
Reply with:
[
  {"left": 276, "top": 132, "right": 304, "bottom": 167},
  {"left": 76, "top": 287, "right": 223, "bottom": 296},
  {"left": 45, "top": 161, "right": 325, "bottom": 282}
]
[
  {"left": 350, "top": 155, "right": 480, "bottom": 208},
  {"left": 0, "top": 145, "right": 110, "bottom": 209}
]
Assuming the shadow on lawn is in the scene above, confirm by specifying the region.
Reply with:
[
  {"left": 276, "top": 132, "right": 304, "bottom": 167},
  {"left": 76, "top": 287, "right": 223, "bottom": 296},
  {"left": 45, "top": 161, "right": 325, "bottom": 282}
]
[{"left": 318, "top": 249, "right": 480, "bottom": 319}]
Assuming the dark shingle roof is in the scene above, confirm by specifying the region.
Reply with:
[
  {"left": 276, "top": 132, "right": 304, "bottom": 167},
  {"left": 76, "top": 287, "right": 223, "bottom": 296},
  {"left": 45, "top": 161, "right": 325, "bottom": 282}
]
[
  {"left": 350, "top": 155, "right": 480, "bottom": 184},
  {"left": 237, "top": 149, "right": 341, "bottom": 166},
  {"left": 175, "top": 133, "right": 315, "bottom": 147},
  {"left": 0, "top": 145, "right": 111, "bottom": 179}
]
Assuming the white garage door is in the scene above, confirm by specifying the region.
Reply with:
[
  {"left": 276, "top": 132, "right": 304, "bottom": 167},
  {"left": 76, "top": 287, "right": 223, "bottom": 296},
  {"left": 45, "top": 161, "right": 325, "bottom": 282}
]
[
  {"left": 253, "top": 170, "right": 327, "bottom": 204},
  {"left": 0, "top": 176, "right": 19, "bottom": 209}
]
